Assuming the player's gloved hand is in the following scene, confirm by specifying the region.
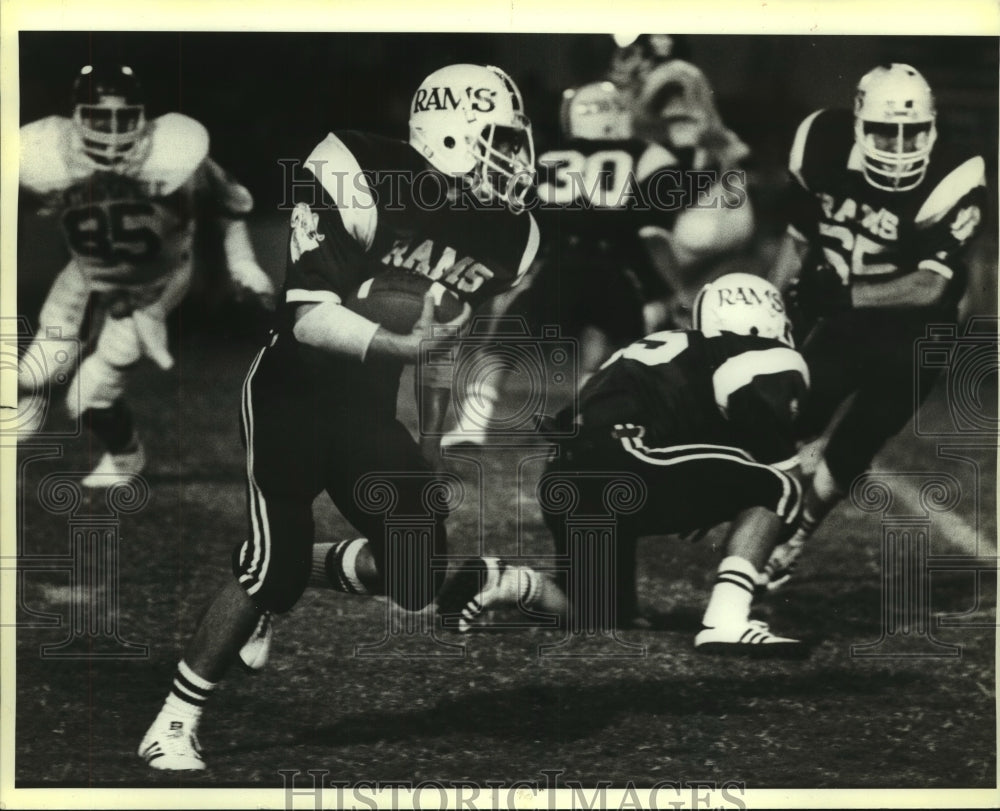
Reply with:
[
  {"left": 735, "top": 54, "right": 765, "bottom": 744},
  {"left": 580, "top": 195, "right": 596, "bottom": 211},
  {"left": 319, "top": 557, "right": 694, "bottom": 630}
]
[
  {"left": 787, "top": 261, "right": 852, "bottom": 325},
  {"left": 230, "top": 261, "right": 277, "bottom": 311}
]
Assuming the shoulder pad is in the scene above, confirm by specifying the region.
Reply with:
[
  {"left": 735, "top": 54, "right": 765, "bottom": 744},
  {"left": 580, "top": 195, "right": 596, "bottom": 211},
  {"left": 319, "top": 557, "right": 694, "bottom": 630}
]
[
  {"left": 305, "top": 132, "right": 377, "bottom": 250},
  {"left": 140, "top": 114, "right": 209, "bottom": 194},
  {"left": 19, "top": 116, "right": 77, "bottom": 194},
  {"left": 789, "top": 108, "right": 854, "bottom": 191},
  {"left": 713, "top": 344, "right": 810, "bottom": 412},
  {"left": 915, "top": 155, "right": 987, "bottom": 228}
]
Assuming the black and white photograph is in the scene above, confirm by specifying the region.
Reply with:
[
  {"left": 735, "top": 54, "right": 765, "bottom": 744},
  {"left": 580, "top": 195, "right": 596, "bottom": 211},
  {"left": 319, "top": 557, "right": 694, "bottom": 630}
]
[{"left": 1, "top": 1, "right": 997, "bottom": 808}]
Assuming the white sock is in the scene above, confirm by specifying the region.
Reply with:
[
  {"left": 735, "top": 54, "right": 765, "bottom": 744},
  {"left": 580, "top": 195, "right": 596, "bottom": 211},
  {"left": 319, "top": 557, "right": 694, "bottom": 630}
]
[
  {"left": 702, "top": 556, "right": 758, "bottom": 629},
  {"left": 163, "top": 660, "right": 216, "bottom": 725},
  {"left": 310, "top": 539, "right": 372, "bottom": 594}
]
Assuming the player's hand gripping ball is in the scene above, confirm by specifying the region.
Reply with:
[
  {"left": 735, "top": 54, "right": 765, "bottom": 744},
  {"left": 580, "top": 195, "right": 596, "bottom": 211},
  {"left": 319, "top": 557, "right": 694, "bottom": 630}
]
[{"left": 345, "top": 271, "right": 464, "bottom": 334}]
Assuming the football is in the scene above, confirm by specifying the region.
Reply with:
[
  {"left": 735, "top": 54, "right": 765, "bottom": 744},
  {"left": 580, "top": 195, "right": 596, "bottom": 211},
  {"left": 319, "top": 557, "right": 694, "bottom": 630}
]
[{"left": 344, "top": 271, "right": 464, "bottom": 334}]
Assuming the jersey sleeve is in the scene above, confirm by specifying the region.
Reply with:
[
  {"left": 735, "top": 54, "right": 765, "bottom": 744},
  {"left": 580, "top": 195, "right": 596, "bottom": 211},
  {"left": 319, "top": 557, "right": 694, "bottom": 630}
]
[
  {"left": 712, "top": 346, "right": 810, "bottom": 467},
  {"left": 194, "top": 157, "right": 255, "bottom": 217},
  {"left": 784, "top": 110, "right": 827, "bottom": 243},
  {"left": 911, "top": 155, "right": 988, "bottom": 282},
  {"left": 19, "top": 116, "right": 73, "bottom": 196},
  {"left": 282, "top": 133, "right": 378, "bottom": 305}
]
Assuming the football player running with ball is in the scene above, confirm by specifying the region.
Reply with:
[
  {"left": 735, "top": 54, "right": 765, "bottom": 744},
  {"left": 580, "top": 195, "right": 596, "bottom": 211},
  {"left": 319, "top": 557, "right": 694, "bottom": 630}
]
[
  {"left": 760, "top": 64, "right": 987, "bottom": 590},
  {"left": 139, "top": 64, "right": 560, "bottom": 771},
  {"left": 17, "top": 64, "right": 275, "bottom": 486},
  {"left": 540, "top": 273, "right": 809, "bottom": 656}
]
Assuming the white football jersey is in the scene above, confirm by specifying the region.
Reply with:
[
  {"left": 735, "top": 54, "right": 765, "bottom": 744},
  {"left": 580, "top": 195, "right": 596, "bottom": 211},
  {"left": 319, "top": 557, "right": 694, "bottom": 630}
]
[{"left": 20, "top": 113, "right": 219, "bottom": 292}]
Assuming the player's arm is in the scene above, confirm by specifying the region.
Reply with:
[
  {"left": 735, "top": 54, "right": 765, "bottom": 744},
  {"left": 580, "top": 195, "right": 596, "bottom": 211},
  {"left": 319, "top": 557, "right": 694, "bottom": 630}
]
[
  {"left": 856, "top": 172, "right": 986, "bottom": 309},
  {"left": 197, "top": 156, "right": 276, "bottom": 308},
  {"left": 294, "top": 293, "right": 469, "bottom": 364},
  {"left": 849, "top": 269, "right": 948, "bottom": 308},
  {"left": 714, "top": 346, "right": 809, "bottom": 472},
  {"left": 854, "top": 156, "right": 989, "bottom": 310}
]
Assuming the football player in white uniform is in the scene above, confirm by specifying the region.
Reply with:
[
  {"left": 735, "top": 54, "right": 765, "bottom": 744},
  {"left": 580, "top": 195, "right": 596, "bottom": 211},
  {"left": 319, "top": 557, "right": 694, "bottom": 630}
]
[
  {"left": 761, "top": 64, "right": 987, "bottom": 588},
  {"left": 17, "top": 64, "right": 275, "bottom": 486}
]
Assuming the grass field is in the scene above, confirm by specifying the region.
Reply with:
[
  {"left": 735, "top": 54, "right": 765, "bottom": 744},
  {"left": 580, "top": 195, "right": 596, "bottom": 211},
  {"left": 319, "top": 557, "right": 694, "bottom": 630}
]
[{"left": 10, "top": 214, "right": 998, "bottom": 794}]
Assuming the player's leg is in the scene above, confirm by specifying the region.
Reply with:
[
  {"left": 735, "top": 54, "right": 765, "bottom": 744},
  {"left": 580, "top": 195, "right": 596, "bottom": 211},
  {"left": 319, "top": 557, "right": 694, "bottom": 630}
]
[
  {"left": 441, "top": 290, "right": 527, "bottom": 446},
  {"left": 538, "top": 434, "right": 642, "bottom": 628},
  {"left": 766, "top": 312, "right": 943, "bottom": 589},
  {"left": 17, "top": 261, "right": 89, "bottom": 438},
  {"left": 613, "top": 435, "right": 806, "bottom": 656},
  {"left": 139, "top": 346, "right": 326, "bottom": 770},
  {"left": 70, "top": 309, "right": 147, "bottom": 487},
  {"left": 314, "top": 414, "right": 551, "bottom": 627}
]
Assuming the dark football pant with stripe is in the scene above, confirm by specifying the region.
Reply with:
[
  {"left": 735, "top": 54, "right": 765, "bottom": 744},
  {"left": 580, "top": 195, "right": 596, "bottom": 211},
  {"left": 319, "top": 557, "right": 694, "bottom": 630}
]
[
  {"left": 797, "top": 307, "right": 949, "bottom": 490},
  {"left": 232, "top": 344, "right": 448, "bottom": 614},
  {"left": 542, "top": 428, "right": 801, "bottom": 622}
]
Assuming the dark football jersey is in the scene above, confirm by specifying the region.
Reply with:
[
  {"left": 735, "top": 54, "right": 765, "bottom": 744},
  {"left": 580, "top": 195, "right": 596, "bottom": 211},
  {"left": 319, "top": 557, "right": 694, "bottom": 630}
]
[
  {"left": 578, "top": 329, "right": 809, "bottom": 467},
  {"left": 533, "top": 136, "right": 698, "bottom": 285},
  {"left": 786, "top": 108, "right": 987, "bottom": 307},
  {"left": 283, "top": 130, "right": 539, "bottom": 315},
  {"left": 270, "top": 130, "right": 539, "bottom": 408}
]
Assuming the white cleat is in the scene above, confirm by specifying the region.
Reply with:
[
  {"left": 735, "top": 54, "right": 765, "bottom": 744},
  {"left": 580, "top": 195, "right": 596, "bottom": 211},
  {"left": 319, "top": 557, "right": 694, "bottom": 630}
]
[
  {"left": 81, "top": 443, "right": 146, "bottom": 489},
  {"left": 694, "top": 619, "right": 809, "bottom": 659},
  {"left": 238, "top": 611, "right": 273, "bottom": 673},
  {"left": 438, "top": 557, "right": 542, "bottom": 632},
  {"left": 138, "top": 714, "right": 206, "bottom": 771},
  {"left": 761, "top": 539, "right": 806, "bottom": 592}
]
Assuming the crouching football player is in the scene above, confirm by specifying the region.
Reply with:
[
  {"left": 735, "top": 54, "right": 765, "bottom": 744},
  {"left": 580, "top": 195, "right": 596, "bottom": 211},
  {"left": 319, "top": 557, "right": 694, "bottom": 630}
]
[{"left": 539, "top": 273, "right": 809, "bottom": 656}]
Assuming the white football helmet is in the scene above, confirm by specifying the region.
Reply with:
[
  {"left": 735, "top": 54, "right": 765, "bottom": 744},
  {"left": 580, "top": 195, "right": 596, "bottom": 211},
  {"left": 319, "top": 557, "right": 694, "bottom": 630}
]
[
  {"left": 854, "top": 63, "right": 937, "bottom": 192},
  {"left": 560, "top": 81, "right": 633, "bottom": 140},
  {"left": 409, "top": 63, "right": 535, "bottom": 212},
  {"left": 72, "top": 64, "right": 148, "bottom": 168},
  {"left": 693, "top": 272, "right": 794, "bottom": 347}
]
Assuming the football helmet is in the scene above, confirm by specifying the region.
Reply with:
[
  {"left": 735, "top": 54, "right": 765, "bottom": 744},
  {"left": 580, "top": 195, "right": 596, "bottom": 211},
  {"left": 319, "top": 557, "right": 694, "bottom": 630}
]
[
  {"left": 560, "top": 81, "right": 633, "bottom": 140},
  {"left": 409, "top": 63, "right": 535, "bottom": 212},
  {"left": 693, "top": 272, "right": 794, "bottom": 347},
  {"left": 854, "top": 63, "right": 937, "bottom": 192},
  {"left": 607, "top": 34, "right": 690, "bottom": 93},
  {"left": 72, "top": 64, "right": 147, "bottom": 167}
]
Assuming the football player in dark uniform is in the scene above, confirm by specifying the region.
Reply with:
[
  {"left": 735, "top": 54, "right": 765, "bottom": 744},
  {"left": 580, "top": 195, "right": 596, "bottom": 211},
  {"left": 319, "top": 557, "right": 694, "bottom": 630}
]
[
  {"left": 443, "top": 80, "right": 691, "bottom": 443},
  {"left": 539, "top": 273, "right": 808, "bottom": 655},
  {"left": 609, "top": 35, "right": 756, "bottom": 331},
  {"left": 761, "top": 64, "right": 987, "bottom": 589},
  {"left": 138, "top": 63, "right": 557, "bottom": 771}
]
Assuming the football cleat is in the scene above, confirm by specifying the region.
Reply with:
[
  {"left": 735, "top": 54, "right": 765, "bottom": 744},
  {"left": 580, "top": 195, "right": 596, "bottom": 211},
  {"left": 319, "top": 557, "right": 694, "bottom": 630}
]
[
  {"left": 238, "top": 611, "right": 273, "bottom": 673},
  {"left": 760, "top": 539, "right": 806, "bottom": 592},
  {"left": 694, "top": 619, "right": 808, "bottom": 659},
  {"left": 138, "top": 714, "right": 206, "bottom": 771},
  {"left": 81, "top": 442, "right": 146, "bottom": 489},
  {"left": 437, "top": 557, "right": 541, "bottom": 632}
]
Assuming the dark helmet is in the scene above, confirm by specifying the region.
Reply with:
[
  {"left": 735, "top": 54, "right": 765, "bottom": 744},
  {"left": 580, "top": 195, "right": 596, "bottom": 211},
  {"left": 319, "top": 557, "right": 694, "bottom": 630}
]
[{"left": 71, "top": 64, "right": 147, "bottom": 166}]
